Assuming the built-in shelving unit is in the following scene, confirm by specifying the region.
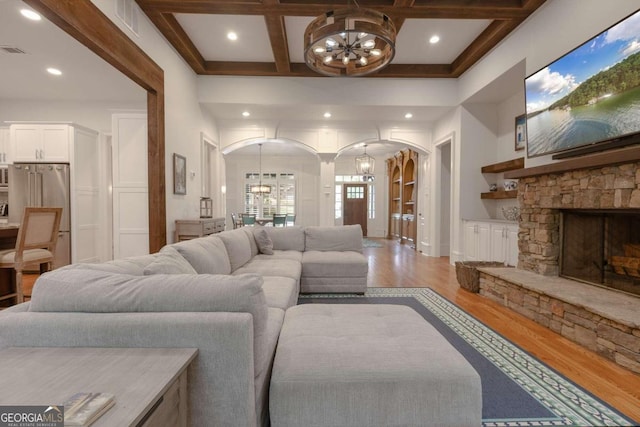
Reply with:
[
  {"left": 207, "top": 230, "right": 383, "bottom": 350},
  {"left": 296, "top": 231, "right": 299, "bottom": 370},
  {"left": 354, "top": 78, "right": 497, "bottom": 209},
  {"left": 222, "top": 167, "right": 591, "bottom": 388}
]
[
  {"left": 481, "top": 157, "right": 524, "bottom": 200},
  {"left": 387, "top": 149, "right": 418, "bottom": 248}
]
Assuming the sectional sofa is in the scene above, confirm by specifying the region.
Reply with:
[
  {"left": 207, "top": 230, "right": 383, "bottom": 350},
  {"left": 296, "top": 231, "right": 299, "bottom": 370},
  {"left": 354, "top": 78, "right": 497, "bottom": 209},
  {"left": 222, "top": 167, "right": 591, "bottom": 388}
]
[{"left": 0, "top": 224, "right": 367, "bottom": 427}]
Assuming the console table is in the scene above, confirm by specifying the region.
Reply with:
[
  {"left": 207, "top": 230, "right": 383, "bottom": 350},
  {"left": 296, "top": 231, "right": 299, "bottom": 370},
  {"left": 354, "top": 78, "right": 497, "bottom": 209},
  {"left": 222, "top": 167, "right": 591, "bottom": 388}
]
[
  {"left": 174, "top": 217, "right": 225, "bottom": 241},
  {"left": 0, "top": 347, "right": 198, "bottom": 427}
]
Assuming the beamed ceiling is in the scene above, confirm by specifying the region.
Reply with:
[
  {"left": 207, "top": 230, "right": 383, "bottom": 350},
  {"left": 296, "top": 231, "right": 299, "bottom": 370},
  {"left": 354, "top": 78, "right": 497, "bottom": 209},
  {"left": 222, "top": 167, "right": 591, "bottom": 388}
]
[{"left": 136, "top": 0, "right": 547, "bottom": 78}]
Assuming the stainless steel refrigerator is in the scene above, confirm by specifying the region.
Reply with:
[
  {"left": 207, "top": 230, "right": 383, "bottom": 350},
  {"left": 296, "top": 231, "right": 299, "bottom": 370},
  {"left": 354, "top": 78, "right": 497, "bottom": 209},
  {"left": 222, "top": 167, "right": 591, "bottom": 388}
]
[{"left": 8, "top": 163, "right": 71, "bottom": 268}]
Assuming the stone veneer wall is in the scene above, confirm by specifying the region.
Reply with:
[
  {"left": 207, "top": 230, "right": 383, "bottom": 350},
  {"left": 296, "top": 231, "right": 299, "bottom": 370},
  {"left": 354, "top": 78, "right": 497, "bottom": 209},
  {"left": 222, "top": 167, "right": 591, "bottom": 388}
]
[
  {"left": 480, "top": 272, "right": 640, "bottom": 374},
  {"left": 518, "top": 161, "right": 640, "bottom": 275}
]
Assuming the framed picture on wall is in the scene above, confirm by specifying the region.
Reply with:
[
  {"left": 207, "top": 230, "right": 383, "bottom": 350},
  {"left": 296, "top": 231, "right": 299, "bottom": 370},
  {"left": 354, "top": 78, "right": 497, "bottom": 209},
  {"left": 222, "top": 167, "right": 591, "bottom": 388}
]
[
  {"left": 173, "top": 153, "right": 187, "bottom": 195},
  {"left": 515, "top": 114, "right": 526, "bottom": 151}
]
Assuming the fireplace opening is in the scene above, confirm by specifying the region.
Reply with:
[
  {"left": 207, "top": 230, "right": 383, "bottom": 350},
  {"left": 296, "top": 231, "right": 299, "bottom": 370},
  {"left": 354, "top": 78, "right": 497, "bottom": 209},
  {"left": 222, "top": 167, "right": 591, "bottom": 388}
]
[{"left": 561, "top": 209, "right": 640, "bottom": 296}]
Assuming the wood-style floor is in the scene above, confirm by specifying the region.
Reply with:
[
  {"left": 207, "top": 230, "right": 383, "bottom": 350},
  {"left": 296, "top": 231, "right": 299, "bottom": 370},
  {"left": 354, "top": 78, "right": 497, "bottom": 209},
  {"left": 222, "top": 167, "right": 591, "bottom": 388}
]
[
  {"left": 22, "top": 239, "right": 640, "bottom": 422},
  {"left": 364, "top": 238, "right": 640, "bottom": 423}
]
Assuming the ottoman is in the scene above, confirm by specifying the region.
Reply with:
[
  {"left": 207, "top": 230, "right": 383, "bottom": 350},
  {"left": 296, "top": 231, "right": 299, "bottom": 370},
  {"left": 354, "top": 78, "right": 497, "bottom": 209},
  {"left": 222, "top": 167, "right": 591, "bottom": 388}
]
[{"left": 269, "top": 304, "right": 482, "bottom": 427}]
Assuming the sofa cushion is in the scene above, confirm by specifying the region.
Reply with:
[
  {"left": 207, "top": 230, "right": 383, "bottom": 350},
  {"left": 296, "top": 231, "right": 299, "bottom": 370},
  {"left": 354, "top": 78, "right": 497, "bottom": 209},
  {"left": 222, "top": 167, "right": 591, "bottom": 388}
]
[
  {"left": 241, "top": 227, "right": 259, "bottom": 257},
  {"left": 171, "top": 235, "right": 231, "bottom": 275},
  {"left": 263, "top": 226, "right": 305, "bottom": 252},
  {"left": 253, "top": 228, "right": 274, "bottom": 255},
  {"left": 29, "top": 269, "right": 270, "bottom": 377},
  {"left": 253, "top": 250, "right": 303, "bottom": 262},
  {"left": 217, "top": 229, "right": 253, "bottom": 271},
  {"left": 233, "top": 258, "right": 302, "bottom": 281},
  {"left": 302, "top": 250, "right": 368, "bottom": 278},
  {"left": 143, "top": 246, "right": 197, "bottom": 275},
  {"left": 305, "top": 225, "right": 363, "bottom": 253},
  {"left": 261, "top": 276, "right": 298, "bottom": 310},
  {"left": 60, "top": 254, "right": 158, "bottom": 275}
]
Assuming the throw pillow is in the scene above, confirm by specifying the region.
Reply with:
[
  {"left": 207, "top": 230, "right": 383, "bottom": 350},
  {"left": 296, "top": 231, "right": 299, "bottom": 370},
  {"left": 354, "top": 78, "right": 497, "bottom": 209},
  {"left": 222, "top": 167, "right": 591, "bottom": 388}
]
[
  {"left": 143, "top": 246, "right": 197, "bottom": 275},
  {"left": 254, "top": 228, "right": 274, "bottom": 255}
]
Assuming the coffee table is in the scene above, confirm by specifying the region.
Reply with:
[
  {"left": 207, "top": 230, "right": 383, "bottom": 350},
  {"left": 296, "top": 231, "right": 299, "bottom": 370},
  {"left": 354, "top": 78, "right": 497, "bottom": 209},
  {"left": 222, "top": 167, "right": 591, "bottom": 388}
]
[{"left": 0, "top": 347, "right": 197, "bottom": 427}]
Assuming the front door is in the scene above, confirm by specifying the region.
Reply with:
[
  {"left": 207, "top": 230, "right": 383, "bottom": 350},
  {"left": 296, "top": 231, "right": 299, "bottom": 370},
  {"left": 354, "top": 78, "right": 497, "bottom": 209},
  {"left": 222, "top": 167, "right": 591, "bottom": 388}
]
[{"left": 343, "top": 183, "right": 367, "bottom": 236}]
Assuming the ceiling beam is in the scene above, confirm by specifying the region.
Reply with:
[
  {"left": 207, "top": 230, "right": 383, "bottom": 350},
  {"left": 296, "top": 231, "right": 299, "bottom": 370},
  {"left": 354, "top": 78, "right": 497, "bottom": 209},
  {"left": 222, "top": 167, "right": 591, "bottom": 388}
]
[
  {"left": 263, "top": 0, "right": 292, "bottom": 74},
  {"left": 139, "top": 7, "right": 207, "bottom": 73},
  {"left": 137, "top": 0, "right": 532, "bottom": 19}
]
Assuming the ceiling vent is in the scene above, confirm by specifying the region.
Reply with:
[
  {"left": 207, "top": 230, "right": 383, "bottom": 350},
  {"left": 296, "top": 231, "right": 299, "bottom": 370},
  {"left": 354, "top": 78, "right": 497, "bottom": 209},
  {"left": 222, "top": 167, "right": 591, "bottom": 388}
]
[
  {"left": 115, "top": 0, "right": 139, "bottom": 36},
  {"left": 0, "top": 46, "right": 27, "bottom": 54}
]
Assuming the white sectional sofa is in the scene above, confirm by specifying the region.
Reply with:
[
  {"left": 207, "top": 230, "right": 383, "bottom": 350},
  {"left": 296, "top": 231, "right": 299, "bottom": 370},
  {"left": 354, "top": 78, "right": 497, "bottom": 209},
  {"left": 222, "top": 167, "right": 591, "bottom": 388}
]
[{"left": 0, "top": 224, "right": 367, "bottom": 427}]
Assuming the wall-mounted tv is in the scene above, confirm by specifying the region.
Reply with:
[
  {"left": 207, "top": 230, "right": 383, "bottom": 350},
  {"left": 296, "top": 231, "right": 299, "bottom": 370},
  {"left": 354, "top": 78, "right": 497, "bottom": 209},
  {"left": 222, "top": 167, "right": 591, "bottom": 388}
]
[{"left": 525, "top": 9, "right": 640, "bottom": 158}]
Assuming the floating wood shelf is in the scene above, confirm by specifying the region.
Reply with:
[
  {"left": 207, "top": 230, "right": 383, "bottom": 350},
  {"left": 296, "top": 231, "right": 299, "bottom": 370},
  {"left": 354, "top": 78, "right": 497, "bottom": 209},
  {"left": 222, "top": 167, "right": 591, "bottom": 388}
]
[
  {"left": 481, "top": 157, "right": 525, "bottom": 174},
  {"left": 404, "top": 180, "right": 415, "bottom": 186},
  {"left": 481, "top": 190, "right": 517, "bottom": 199}
]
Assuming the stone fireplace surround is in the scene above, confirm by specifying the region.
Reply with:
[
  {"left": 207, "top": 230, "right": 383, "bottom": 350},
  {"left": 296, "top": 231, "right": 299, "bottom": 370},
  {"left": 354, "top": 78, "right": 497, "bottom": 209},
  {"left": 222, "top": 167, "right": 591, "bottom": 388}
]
[{"left": 477, "top": 151, "right": 640, "bottom": 374}]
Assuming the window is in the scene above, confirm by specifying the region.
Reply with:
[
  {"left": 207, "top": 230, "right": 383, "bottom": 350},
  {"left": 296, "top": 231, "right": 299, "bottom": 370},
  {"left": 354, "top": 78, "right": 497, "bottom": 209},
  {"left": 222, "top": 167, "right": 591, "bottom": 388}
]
[
  {"left": 244, "top": 172, "right": 295, "bottom": 217},
  {"left": 335, "top": 175, "right": 376, "bottom": 219}
]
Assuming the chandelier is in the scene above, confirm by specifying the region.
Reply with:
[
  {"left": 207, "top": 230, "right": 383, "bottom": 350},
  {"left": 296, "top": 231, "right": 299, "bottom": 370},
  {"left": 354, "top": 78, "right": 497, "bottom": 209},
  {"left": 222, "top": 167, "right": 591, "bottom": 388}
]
[
  {"left": 355, "top": 144, "right": 375, "bottom": 179},
  {"left": 304, "top": 7, "right": 396, "bottom": 77},
  {"left": 250, "top": 143, "right": 271, "bottom": 195}
]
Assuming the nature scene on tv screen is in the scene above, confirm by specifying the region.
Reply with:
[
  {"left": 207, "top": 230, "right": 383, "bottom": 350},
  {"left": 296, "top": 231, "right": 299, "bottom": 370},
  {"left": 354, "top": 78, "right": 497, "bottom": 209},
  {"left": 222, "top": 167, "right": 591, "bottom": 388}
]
[{"left": 525, "top": 10, "right": 640, "bottom": 157}]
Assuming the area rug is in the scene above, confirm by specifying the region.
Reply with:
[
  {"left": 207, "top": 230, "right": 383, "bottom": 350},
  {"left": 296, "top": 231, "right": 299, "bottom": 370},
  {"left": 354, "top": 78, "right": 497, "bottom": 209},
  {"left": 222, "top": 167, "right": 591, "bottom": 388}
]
[
  {"left": 362, "top": 238, "right": 383, "bottom": 248},
  {"left": 298, "top": 288, "right": 637, "bottom": 427}
]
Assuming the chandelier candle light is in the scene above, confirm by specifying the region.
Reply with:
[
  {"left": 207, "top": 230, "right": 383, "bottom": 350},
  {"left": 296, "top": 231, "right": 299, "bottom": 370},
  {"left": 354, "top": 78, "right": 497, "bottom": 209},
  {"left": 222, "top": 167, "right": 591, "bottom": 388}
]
[
  {"left": 250, "top": 143, "right": 271, "bottom": 196},
  {"left": 304, "top": 6, "right": 396, "bottom": 76}
]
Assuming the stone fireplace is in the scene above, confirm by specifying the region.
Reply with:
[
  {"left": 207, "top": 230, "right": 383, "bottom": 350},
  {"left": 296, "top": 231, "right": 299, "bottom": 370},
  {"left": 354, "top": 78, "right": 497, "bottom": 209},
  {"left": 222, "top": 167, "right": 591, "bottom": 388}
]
[
  {"left": 478, "top": 154, "right": 640, "bottom": 373},
  {"left": 518, "top": 161, "right": 640, "bottom": 280}
]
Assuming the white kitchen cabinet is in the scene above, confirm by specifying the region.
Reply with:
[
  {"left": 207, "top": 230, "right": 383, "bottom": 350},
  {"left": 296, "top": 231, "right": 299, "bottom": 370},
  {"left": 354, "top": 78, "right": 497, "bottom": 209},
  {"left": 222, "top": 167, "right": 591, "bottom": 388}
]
[
  {"left": 464, "top": 220, "right": 518, "bottom": 265},
  {"left": 10, "top": 123, "right": 70, "bottom": 162},
  {"left": 463, "top": 220, "right": 491, "bottom": 262},
  {"left": 0, "top": 127, "right": 11, "bottom": 164}
]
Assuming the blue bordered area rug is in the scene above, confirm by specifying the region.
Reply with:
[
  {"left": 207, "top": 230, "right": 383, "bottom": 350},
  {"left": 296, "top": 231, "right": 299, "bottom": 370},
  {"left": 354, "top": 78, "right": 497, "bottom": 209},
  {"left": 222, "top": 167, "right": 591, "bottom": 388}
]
[{"left": 298, "top": 288, "right": 637, "bottom": 427}]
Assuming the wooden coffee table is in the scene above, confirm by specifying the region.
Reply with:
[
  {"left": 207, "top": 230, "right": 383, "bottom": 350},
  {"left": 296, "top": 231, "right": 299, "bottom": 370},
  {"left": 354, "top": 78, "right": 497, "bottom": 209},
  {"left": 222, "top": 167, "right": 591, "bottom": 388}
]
[{"left": 0, "top": 347, "right": 198, "bottom": 427}]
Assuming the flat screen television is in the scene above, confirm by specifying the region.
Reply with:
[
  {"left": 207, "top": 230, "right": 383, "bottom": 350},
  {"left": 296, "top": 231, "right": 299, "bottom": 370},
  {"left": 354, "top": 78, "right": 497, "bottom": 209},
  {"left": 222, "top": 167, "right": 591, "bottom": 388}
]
[{"left": 525, "top": 9, "right": 640, "bottom": 158}]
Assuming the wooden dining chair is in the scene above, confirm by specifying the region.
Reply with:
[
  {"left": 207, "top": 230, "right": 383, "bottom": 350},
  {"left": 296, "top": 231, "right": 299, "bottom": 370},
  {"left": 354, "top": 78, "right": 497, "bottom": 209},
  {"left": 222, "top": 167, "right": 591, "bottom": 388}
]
[
  {"left": 272, "top": 214, "right": 287, "bottom": 227},
  {"left": 241, "top": 214, "right": 256, "bottom": 226},
  {"left": 231, "top": 213, "right": 243, "bottom": 229},
  {"left": 0, "top": 207, "right": 62, "bottom": 304}
]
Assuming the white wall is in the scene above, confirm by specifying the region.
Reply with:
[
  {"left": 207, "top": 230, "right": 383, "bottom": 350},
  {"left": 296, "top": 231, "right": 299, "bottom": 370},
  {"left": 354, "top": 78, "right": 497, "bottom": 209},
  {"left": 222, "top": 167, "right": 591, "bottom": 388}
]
[{"left": 92, "top": 0, "right": 221, "bottom": 243}]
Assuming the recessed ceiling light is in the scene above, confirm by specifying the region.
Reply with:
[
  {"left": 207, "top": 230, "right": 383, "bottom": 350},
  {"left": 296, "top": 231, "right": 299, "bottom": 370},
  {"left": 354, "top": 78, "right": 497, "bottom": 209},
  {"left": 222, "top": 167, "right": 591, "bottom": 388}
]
[
  {"left": 46, "top": 67, "right": 62, "bottom": 76},
  {"left": 242, "top": 111, "right": 250, "bottom": 117},
  {"left": 404, "top": 113, "right": 413, "bottom": 119},
  {"left": 20, "top": 9, "right": 41, "bottom": 21},
  {"left": 429, "top": 35, "right": 440, "bottom": 44},
  {"left": 227, "top": 32, "right": 238, "bottom": 41},
  {"left": 324, "top": 112, "right": 332, "bottom": 118}
]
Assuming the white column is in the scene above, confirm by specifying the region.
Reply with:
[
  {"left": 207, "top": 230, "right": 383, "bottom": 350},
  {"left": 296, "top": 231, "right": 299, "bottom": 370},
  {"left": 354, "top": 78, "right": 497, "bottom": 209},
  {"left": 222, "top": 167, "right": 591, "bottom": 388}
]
[{"left": 318, "top": 153, "right": 336, "bottom": 227}]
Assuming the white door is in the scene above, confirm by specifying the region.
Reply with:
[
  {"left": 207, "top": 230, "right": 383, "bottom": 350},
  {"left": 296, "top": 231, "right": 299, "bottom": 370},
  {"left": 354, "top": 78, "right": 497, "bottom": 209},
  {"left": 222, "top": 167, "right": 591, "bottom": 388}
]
[
  {"left": 463, "top": 221, "right": 478, "bottom": 261},
  {"left": 41, "top": 125, "right": 70, "bottom": 162},
  {"left": 112, "top": 114, "right": 149, "bottom": 258},
  {"left": 477, "top": 222, "right": 491, "bottom": 261},
  {"left": 506, "top": 224, "right": 519, "bottom": 267},
  {"left": 490, "top": 224, "right": 506, "bottom": 263},
  {"left": 11, "top": 124, "right": 42, "bottom": 162}
]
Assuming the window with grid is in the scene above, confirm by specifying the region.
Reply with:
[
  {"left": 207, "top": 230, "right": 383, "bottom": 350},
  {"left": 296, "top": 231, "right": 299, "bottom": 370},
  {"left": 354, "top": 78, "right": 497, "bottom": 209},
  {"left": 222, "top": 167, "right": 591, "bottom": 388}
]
[
  {"left": 335, "top": 176, "right": 375, "bottom": 219},
  {"left": 244, "top": 172, "right": 295, "bottom": 217}
]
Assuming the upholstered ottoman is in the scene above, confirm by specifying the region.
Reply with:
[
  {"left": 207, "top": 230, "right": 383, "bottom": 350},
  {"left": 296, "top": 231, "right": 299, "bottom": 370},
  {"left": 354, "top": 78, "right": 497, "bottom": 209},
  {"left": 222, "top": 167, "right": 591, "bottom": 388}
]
[{"left": 269, "top": 304, "right": 482, "bottom": 427}]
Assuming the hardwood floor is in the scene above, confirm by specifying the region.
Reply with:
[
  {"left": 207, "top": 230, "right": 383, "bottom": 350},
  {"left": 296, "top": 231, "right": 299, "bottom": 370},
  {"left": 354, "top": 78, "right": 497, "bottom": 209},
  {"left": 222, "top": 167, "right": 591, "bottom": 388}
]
[
  {"left": 19, "top": 239, "right": 640, "bottom": 421},
  {"left": 365, "top": 238, "right": 640, "bottom": 422}
]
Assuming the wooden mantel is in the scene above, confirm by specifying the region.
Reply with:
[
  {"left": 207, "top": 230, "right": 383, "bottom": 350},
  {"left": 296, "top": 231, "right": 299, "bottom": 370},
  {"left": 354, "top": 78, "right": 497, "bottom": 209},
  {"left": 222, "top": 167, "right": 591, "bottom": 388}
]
[{"left": 505, "top": 145, "right": 640, "bottom": 179}]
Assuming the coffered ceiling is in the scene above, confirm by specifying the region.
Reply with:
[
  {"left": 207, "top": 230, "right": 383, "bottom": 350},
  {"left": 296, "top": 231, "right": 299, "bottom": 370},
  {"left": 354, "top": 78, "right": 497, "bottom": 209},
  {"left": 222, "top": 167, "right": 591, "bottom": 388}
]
[{"left": 136, "top": 0, "right": 547, "bottom": 78}]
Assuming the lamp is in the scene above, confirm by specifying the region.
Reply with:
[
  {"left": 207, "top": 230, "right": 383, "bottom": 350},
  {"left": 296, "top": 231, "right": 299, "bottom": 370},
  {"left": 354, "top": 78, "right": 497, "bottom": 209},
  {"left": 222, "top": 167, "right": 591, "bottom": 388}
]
[
  {"left": 250, "top": 143, "right": 271, "bottom": 195},
  {"left": 304, "top": 6, "right": 396, "bottom": 77},
  {"left": 355, "top": 144, "right": 375, "bottom": 179}
]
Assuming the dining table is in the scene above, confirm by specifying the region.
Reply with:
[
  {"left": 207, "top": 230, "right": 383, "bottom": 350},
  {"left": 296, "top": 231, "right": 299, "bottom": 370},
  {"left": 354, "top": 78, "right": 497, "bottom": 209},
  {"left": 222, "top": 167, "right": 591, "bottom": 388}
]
[{"left": 255, "top": 218, "right": 273, "bottom": 226}]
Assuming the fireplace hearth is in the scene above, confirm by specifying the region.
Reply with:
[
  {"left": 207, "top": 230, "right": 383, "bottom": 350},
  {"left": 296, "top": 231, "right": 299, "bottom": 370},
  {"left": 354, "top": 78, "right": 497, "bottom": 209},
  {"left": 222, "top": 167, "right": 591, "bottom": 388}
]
[{"left": 561, "top": 209, "right": 640, "bottom": 296}]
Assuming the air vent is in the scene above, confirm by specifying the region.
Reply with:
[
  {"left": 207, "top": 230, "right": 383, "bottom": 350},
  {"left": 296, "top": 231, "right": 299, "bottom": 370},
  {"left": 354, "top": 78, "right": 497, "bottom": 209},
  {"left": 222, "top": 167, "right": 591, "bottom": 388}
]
[
  {"left": 0, "top": 46, "right": 27, "bottom": 54},
  {"left": 115, "top": 0, "right": 139, "bottom": 36}
]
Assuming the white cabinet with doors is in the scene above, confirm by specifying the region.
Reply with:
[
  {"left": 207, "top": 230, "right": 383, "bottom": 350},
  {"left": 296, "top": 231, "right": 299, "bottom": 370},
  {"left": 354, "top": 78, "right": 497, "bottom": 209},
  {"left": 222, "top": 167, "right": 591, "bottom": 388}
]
[
  {"left": 0, "top": 127, "right": 11, "bottom": 164},
  {"left": 10, "top": 123, "right": 70, "bottom": 162},
  {"left": 464, "top": 220, "right": 518, "bottom": 265},
  {"left": 489, "top": 222, "right": 519, "bottom": 266},
  {"left": 463, "top": 220, "right": 491, "bottom": 262}
]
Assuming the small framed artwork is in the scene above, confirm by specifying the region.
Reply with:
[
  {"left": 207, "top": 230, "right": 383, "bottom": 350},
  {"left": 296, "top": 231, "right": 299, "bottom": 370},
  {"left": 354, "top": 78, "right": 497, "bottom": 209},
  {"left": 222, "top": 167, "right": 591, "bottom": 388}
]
[
  {"left": 515, "top": 114, "right": 526, "bottom": 151},
  {"left": 173, "top": 153, "right": 187, "bottom": 195}
]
